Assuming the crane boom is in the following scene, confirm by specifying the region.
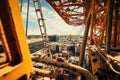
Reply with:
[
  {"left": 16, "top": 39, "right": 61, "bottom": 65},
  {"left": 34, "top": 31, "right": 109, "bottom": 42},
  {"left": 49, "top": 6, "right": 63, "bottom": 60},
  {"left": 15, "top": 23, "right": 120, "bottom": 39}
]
[{"left": 46, "top": 0, "right": 91, "bottom": 26}]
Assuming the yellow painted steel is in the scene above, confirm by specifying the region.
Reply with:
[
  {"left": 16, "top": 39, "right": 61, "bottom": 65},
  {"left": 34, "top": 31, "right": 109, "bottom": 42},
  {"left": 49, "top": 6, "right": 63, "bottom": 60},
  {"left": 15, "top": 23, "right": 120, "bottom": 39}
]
[{"left": 0, "top": 0, "right": 32, "bottom": 80}]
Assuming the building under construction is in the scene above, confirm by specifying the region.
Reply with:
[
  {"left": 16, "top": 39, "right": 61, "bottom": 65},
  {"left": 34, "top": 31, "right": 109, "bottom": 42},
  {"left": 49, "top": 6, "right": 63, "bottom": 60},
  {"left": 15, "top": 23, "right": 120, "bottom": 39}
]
[{"left": 0, "top": 0, "right": 120, "bottom": 80}]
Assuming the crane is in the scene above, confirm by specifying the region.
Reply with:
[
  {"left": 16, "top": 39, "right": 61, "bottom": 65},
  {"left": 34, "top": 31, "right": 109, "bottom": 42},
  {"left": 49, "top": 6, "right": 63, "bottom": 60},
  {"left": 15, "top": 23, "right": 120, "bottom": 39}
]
[
  {"left": 32, "top": 0, "right": 52, "bottom": 59},
  {"left": 0, "top": 0, "right": 120, "bottom": 80},
  {"left": 42, "top": 0, "right": 120, "bottom": 80},
  {"left": 46, "top": 0, "right": 90, "bottom": 26}
]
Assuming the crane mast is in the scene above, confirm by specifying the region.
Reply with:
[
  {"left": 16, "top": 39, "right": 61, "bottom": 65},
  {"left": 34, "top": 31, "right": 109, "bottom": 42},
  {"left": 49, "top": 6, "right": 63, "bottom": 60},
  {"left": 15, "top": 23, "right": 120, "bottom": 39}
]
[{"left": 32, "top": 0, "right": 51, "bottom": 58}]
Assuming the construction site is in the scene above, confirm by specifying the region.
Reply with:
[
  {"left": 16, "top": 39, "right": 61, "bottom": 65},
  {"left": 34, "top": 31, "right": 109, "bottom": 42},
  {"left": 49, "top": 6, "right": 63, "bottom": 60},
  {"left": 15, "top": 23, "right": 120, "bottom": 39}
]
[{"left": 0, "top": 0, "right": 120, "bottom": 80}]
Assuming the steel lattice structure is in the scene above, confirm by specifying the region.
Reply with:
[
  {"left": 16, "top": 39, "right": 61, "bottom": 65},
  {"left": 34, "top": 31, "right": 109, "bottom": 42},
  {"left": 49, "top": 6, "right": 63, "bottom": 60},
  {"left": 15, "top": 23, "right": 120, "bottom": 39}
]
[{"left": 46, "top": 0, "right": 91, "bottom": 26}]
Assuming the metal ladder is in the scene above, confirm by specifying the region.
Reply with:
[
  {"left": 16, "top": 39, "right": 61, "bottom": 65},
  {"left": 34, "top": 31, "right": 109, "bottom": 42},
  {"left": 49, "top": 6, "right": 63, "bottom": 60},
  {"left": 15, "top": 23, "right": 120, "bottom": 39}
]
[{"left": 32, "top": 0, "right": 51, "bottom": 57}]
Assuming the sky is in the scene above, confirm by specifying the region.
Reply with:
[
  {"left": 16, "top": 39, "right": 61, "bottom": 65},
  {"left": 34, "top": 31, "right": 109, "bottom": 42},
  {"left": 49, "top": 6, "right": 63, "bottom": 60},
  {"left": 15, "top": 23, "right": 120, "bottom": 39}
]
[{"left": 20, "top": 0, "right": 85, "bottom": 35}]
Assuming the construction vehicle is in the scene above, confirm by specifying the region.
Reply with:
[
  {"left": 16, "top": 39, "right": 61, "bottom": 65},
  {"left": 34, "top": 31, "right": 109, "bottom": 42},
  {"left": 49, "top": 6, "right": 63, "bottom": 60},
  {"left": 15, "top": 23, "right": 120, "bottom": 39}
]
[{"left": 0, "top": 0, "right": 120, "bottom": 80}]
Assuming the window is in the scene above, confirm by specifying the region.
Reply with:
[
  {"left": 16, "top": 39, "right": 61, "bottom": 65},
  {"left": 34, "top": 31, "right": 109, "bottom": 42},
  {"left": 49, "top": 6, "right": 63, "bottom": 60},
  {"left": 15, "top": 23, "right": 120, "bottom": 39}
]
[
  {"left": 0, "top": 39, "right": 7, "bottom": 65},
  {"left": 0, "top": 24, "right": 9, "bottom": 67}
]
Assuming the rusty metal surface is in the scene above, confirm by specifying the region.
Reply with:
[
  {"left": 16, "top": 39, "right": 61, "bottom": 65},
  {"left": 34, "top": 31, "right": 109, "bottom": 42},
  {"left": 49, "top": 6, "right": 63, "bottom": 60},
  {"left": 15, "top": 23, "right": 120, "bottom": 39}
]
[
  {"left": 46, "top": 0, "right": 91, "bottom": 26},
  {"left": 32, "top": 57, "right": 95, "bottom": 80},
  {"left": 90, "top": 0, "right": 108, "bottom": 46}
]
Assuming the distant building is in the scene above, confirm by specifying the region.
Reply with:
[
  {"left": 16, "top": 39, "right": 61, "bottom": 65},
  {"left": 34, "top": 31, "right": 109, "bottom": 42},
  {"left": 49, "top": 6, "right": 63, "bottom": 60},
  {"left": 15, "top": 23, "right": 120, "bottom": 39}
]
[{"left": 48, "top": 35, "right": 59, "bottom": 42}]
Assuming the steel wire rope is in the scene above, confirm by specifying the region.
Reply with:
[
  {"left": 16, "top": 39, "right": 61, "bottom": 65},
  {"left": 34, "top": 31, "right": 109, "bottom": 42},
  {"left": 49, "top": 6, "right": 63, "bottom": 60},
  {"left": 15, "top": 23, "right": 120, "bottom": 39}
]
[
  {"left": 20, "top": 0, "right": 23, "bottom": 12},
  {"left": 26, "top": 0, "right": 30, "bottom": 36}
]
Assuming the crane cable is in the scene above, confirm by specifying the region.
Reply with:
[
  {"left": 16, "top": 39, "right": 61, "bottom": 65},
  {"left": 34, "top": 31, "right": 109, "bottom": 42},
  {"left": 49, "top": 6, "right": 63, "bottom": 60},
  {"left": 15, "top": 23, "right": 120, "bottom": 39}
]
[
  {"left": 20, "top": 0, "right": 30, "bottom": 35},
  {"left": 20, "top": 0, "right": 23, "bottom": 12},
  {"left": 26, "top": 0, "right": 30, "bottom": 36}
]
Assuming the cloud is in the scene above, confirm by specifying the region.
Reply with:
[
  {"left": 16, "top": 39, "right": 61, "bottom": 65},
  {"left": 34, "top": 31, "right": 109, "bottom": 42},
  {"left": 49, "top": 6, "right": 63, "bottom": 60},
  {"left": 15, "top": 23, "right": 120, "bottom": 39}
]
[
  {"left": 21, "top": 1, "right": 85, "bottom": 35},
  {"left": 21, "top": 3, "right": 40, "bottom": 35}
]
